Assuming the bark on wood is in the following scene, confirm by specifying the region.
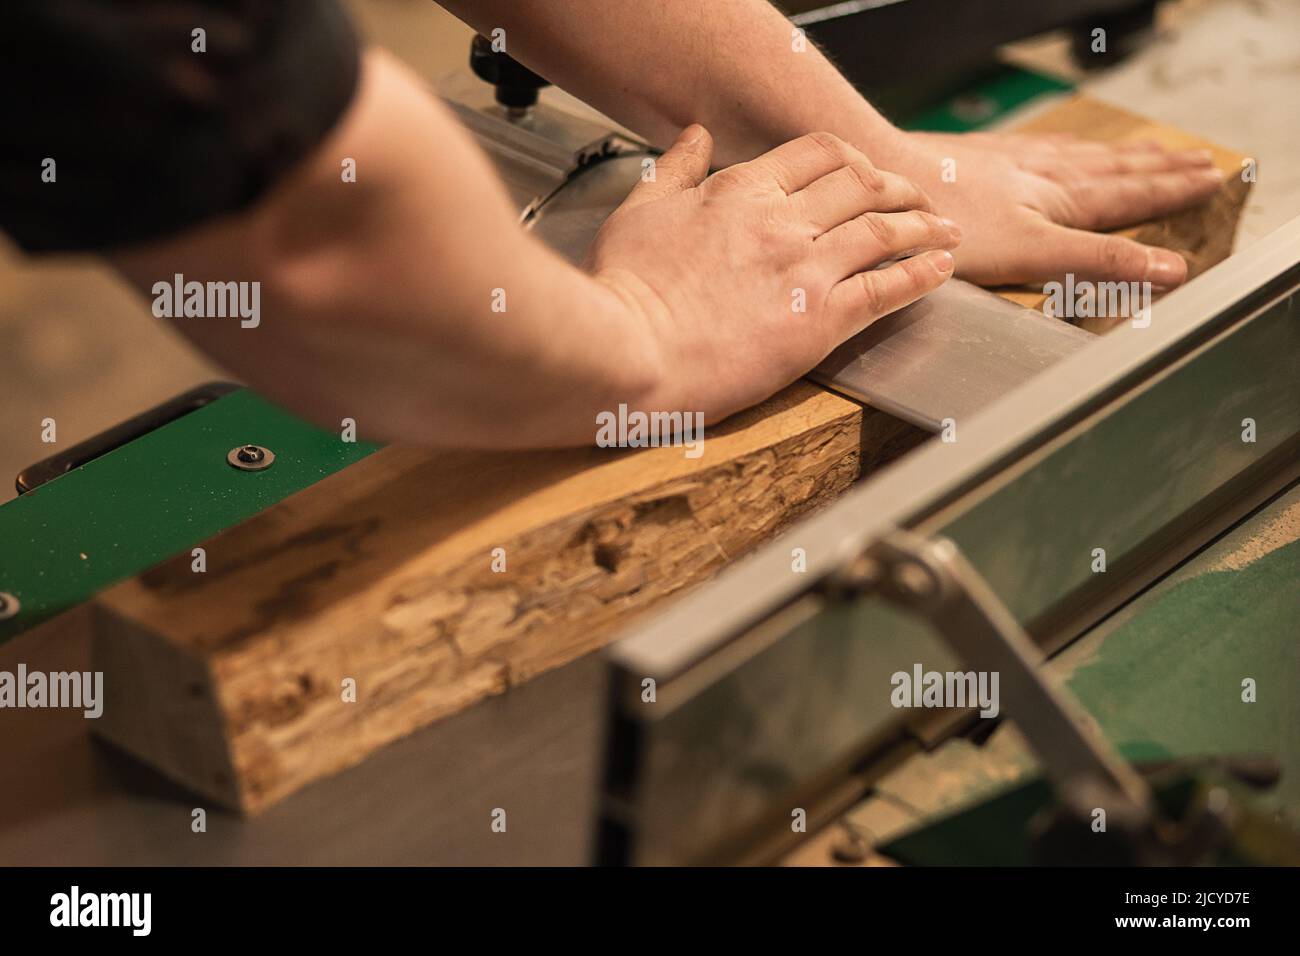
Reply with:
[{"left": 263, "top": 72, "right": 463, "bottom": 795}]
[{"left": 94, "top": 386, "right": 919, "bottom": 811}]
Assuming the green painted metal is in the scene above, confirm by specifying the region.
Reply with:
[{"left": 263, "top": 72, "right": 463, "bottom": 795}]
[
  {"left": 0, "top": 389, "right": 379, "bottom": 643},
  {"left": 880, "top": 481, "right": 1300, "bottom": 863},
  {"left": 902, "top": 67, "right": 1074, "bottom": 133},
  {"left": 1064, "top": 525, "right": 1300, "bottom": 811}
]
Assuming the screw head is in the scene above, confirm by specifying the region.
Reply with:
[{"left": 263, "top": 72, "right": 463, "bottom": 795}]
[
  {"left": 892, "top": 560, "right": 936, "bottom": 601},
  {"left": 951, "top": 92, "right": 998, "bottom": 124},
  {"left": 227, "top": 444, "right": 275, "bottom": 472},
  {"left": 0, "top": 592, "right": 19, "bottom": 621}
]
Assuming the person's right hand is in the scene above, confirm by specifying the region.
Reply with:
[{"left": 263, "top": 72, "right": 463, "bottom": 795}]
[{"left": 590, "top": 126, "right": 960, "bottom": 422}]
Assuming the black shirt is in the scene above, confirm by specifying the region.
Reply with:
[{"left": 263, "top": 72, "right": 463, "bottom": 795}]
[{"left": 1, "top": 1, "right": 360, "bottom": 252}]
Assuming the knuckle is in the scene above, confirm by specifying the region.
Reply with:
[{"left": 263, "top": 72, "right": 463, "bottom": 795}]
[
  {"left": 758, "top": 201, "right": 791, "bottom": 238},
  {"left": 846, "top": 160, "right": 884, "bottom": 195},
  {"left": 854, "top": 272, "right": 884, "bottom": 316},
  {"left": 860, "top": 211, "right": 895, "bottom": 247},
  {"left": 805, "top": 130, "right": 851, "bottom": 160},
  {"left": 886, "top": 173, "right": 932, "bottom": 212},
  {"left": 903, "top": 256, "right": 936, "bottom": 287},
  {"left": 709, "top": 166, "right": 739, "bottom": 188},
  {"left": 920, "top": 210, "right": 951, "bottom": 240},
  {"left": 909, "top": 182, "right": 936, "bottom": 212},
  {"left": 706, "top": 164, "right": 751, "bottom": 193},
  {"left": 1069, "top": 177, "right": 1100, "bottom": 205},
  {"left": 916, "top": 211, "right": 946, "bottom": 238}
]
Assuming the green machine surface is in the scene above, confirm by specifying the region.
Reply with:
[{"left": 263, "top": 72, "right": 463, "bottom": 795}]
[
  {"left": 0, "top": 389, "right": 378, "bottom": 643},
  {"left": 876, "top": 481, "right": 1300, "bottom": 864},
  {"left": 901, "top": 67, "right": 1073, "bottom": 132}
]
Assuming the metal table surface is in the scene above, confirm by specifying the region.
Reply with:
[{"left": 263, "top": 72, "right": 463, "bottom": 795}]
[{"left": 0, "top": 609, "right": 604, "bottom": 865}]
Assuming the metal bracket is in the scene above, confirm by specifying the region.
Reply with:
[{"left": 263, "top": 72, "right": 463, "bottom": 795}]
[
  {"left": 825, "top": 528, "right": 1154, "bottom": 819},
  {"left": 440, "top": 72, "right": 641, "bottom": 202}
]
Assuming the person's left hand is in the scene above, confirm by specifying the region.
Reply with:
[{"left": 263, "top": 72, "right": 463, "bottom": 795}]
[{"left": 877, "top": 130, "right": 1225, "bottom": 290}]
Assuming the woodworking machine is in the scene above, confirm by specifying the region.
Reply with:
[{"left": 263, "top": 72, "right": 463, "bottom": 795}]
[{"left": 0, "top": 41, "right": 1296, "bottom": 867}]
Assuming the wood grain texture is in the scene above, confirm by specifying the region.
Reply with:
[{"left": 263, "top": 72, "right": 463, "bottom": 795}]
[
  {"left": 89, "top": 95, "right": 1251, "bottom": 813},
  {"left": 94, "top": 384, "right": 920, "bottom": 811}
]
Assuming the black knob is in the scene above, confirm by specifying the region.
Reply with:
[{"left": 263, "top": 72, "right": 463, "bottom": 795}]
[{"left": 470, "top": 34, "right": 550, "bottom": 111}]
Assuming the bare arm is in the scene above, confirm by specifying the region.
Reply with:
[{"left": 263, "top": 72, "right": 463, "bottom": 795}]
[
  {"left": 110, "top": 49, "right": 659, "bottom": 448},
  {"left": 109, "top": 49, "right": 956, "bottom": 446},
  {"left": 440, "top": 0, "right": 898, "bottom": 168},
  {"left": 441, "top": 0, "right": 1224, "bottom": 288}
]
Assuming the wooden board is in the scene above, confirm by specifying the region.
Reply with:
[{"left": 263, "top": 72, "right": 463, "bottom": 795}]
[
  {"left": 93, "top": 385, "right": 919, "bottom": 811},
  {"left": 89, "top": 95, "right": 1252, "bottom": 813},
  {"left": 998, "top": 96, "right": 1253, "bottom": 331}
]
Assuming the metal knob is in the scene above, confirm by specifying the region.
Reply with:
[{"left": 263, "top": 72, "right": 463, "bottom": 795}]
[{"left": 470, "top": 34, "right": 550, "bottom": 116}]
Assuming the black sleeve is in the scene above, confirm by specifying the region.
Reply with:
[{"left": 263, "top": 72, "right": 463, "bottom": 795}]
[{"left": 1, "top": 1, "right": 361, "bottom": 252}]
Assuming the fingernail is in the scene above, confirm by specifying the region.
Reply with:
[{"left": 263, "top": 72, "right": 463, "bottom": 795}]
[
  {"left": 1198, "top": 167, "right": 1224, "bottom": 184},
  {"left": 679, "top": 124, "right": 706, "bottom": 146},
  {"left": 1145, "top": 249, "right": 1185, "bottom": 287},
  {"left": 941, "top": 217, "right": 963, "bottom": 241},
  {"left": 1186, "top": 148, "right": 1215, "bottom": 163},
  {"left": 930, "top": 249, "right": 955, "bottom": 274}
]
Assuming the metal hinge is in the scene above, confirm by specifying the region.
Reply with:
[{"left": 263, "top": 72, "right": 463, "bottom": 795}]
[{"left": 824, "top": 528, "right": 1154, "bottom": 818}]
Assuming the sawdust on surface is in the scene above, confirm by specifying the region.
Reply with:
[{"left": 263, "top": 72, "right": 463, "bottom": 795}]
[{"left": 1204, "top": 498, "right": 1300, "bottom": 572}]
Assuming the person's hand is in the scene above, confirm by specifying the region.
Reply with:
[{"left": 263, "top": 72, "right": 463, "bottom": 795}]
[
  {"left": 877, "top": 130, "right": 1224, "bottom": 289},
  {"left": 590, "top": 126, "right": 961, "bottom": 421}
]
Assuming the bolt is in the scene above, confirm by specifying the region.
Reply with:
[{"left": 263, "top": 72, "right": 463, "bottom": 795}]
[
  {"left": 0, "top": 592, "right": 19, "bottom": 621},
  {"left": 821, "top": 554, "right": 881, "bottom": 600},
  {"left": 892, "top": 560, "right": 936, "bottom": 601},
  {"left": 227, "top": 444, "right": 275, "bottom": 472},
  {"left": 951, "top": 93, "right": 997, "bottom": 124},
  {"left": 1204, "top": 786, "right": 1232, "bottom": 815}
]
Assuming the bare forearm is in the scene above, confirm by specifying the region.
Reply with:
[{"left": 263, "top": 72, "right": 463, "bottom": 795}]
[
  {"left": 110, "top": 49, "right": 658, "bottom": 449},
  {"left": 440, "top": 0, "right": 903, "bottom": 166},
  {"left": 443, "top": 1, "right": 1223, "bottom": 290}
]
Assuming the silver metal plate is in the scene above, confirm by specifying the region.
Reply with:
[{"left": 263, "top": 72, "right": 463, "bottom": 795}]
[
  {"left": 811, "top": 279, "right": 1095, "bottom": 431},
  {"left": 527, "top": 154, "right": 653, "bottom": 265}
]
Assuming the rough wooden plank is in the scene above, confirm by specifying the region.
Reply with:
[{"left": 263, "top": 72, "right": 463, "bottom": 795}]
[
  {"left": 93, "top": 384, "right": 920, "bottom": 811},
  {"left": 89, "top": 95, "right": 1251, "bottom": 813}
]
